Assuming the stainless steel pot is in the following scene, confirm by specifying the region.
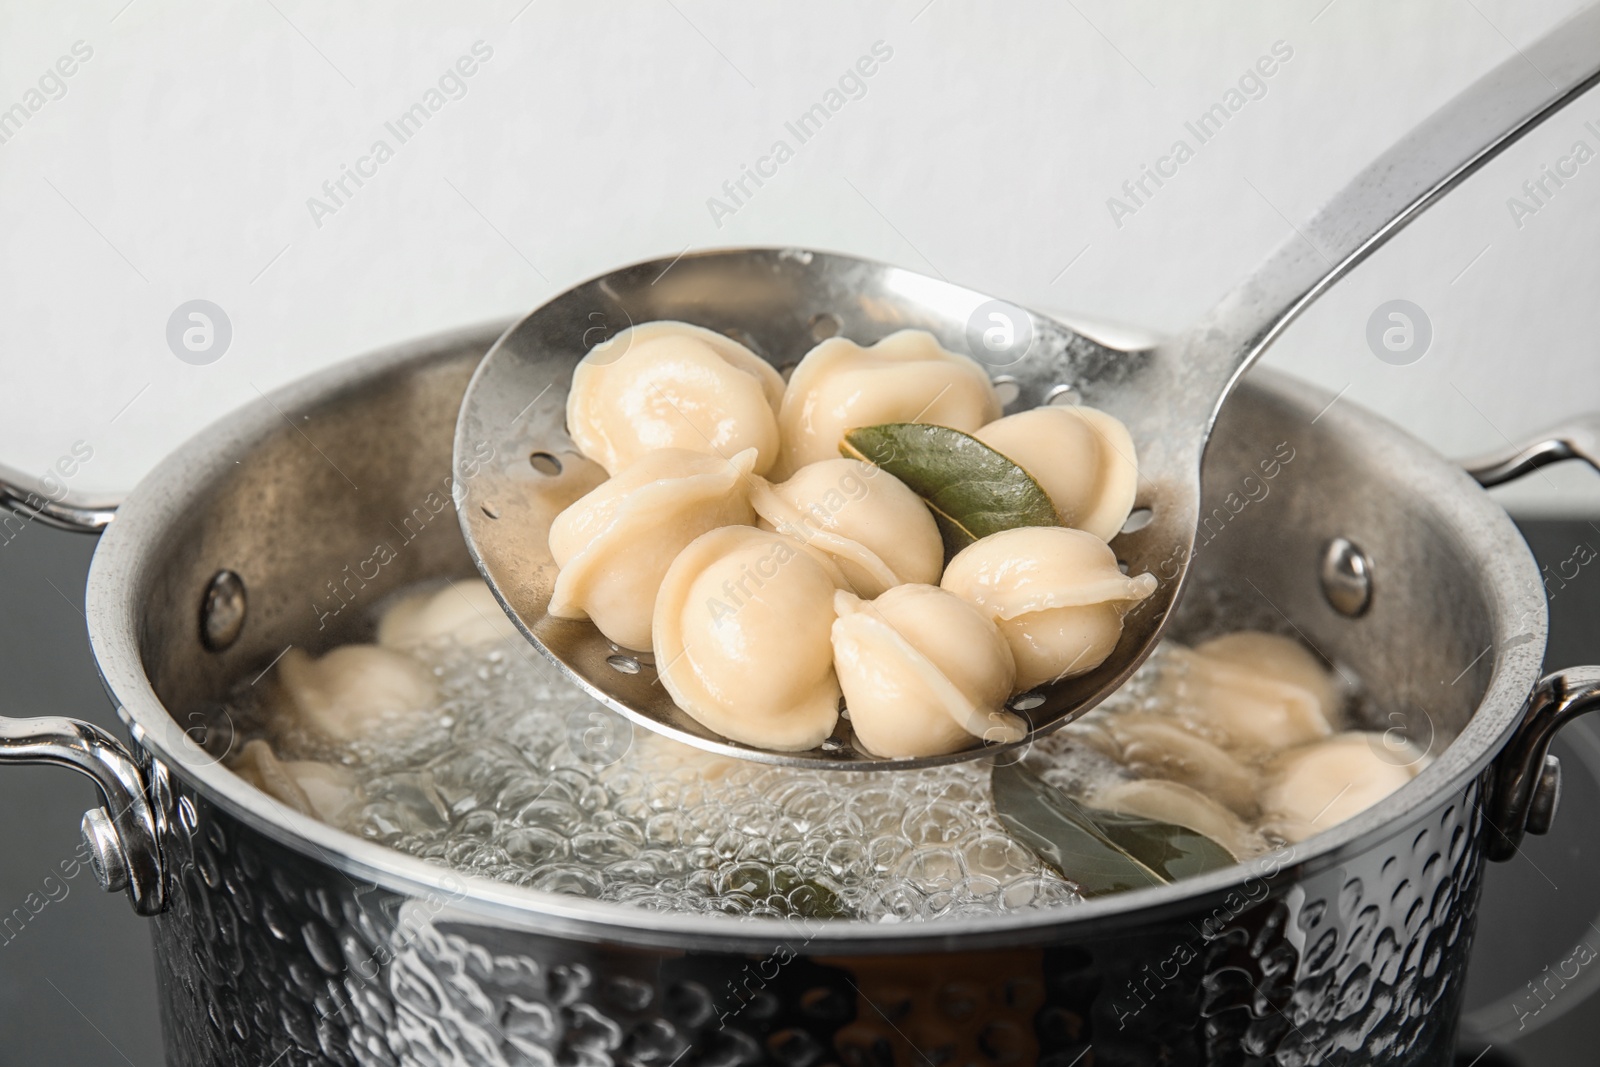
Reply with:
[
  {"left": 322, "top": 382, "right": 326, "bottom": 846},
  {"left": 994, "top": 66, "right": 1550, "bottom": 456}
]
[{"left": 2, "top": 313, "right": 1598, "bottom": 1066}]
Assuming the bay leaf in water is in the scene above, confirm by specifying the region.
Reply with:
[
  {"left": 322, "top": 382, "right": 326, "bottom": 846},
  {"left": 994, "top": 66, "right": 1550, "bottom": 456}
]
[
  {"left": 840, "top": 423, "right": 1056, "bottom": 557},
  {"left": 990, "top": 761, "right": 1234, "bottom": 897},
  {"left": 990, "top": 760, "right": 1165, "bottom": 897},
  {"left": 1090, "top": 809, "right": 1236, "bottom": 884}
]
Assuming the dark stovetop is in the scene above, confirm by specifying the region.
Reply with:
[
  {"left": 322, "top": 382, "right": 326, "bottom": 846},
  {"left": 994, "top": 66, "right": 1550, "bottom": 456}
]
[{"left": 1, "top": 520, "right": 1597, "bottom": 1066}]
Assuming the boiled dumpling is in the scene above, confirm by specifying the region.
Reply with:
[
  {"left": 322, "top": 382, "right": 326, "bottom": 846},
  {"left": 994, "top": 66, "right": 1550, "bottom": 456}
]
[
  {"left": 973, "top": 406, "right": 1139, "bottom": 542},
  {"left": 567, "top": 321, "right": 785, "bottom": 475},
  {"left": 777, "top": 330, "right": 1002, "bottom": 476},
  {"left": 832, "top": 585, "right": 1024, "bottom": 758},
  {"left": 1193, "top": 630, "right": 1343, "bottom": 726},
  {"left": 1090, "top": 778, "right": 1263, "bottom": 860},
  {"left": 231, "top": 739, "right": 364, "bottom": 826},
  {"left": 378, "top": 578, "right": 517, "bottom": 648},
  {"left": 1099, "top": 712, "right": 1258, "bottom": 817},
  {"left": 1162, "top": 641, "right": 1335, "bottom": 758},
  {"left": 941, "top": 526, "right": 1157, "bottom": 691},
  {"left": 653, "top": 526, "right": 845, "bottom": 751},
  {"left": 276, "top": 645, "right": 437, "bottom": 742},
  {"left": 752, "top": 458, "right": 941, "bottom": 598},
  {"left": 1259, "top": 732, "right": 1423, "bottom": 842},
  {"left": 548, "top": 447, "right": 758, "bottom": 650}
]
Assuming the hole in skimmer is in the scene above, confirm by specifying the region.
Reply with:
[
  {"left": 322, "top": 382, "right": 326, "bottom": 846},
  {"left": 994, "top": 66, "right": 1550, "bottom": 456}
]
[{"left": 808, "top": 312, "right": 841, "bottom": 341}]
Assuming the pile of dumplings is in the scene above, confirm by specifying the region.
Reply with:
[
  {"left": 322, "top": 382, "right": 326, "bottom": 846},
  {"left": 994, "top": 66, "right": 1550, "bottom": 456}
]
[
  {"left": 231, "top": 579, "right": 517, "bottom": 826},
  {"left": 1060, "top": 631, "right": 1428, "bottom": 857},
  {"left": 224, "top": 319, "right": 1429, "bottom": 891},
  {"left": 545, "top": 321, "right": 1157, "bottom": 758}
]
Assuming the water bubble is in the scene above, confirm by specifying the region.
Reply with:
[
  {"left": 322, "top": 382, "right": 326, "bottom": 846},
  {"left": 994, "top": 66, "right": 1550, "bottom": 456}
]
[{"left": 217, "top": 632, "right": 1119, "bottom": 921}]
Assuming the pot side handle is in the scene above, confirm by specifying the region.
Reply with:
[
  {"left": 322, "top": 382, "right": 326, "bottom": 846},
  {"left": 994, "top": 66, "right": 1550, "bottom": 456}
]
[
  {"left": 1467, "top": 418, "right": 1600, "bottom": 860},
  {"left": 0, "top": 463, "right": 118, "bottom": 535},
  {"left": 1462, "top": 414, "right": 1600, "bottom": 489},
  {"left": 2, "top": 468, "right": 161, "bottom": 911},
  {"left": 0, "top": 717, "right": 164, "bottom": 914},
  {"left": 1484, "top": 668, "right": 1600, "bottom": 862}
]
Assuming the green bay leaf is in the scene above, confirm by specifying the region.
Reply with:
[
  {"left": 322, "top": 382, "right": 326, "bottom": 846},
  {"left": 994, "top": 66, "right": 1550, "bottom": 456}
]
[
  {"left": 990, "top": 761, "right": 1166, "bottom": 897},
  {"left": 1088, "top": 809, "right": 1236, "bottom": 883},
  {"left": 991, "top": 761, "right": 1235, "bottom": 897},
  {"left": 840, "top": 423, "right": 1057, "bottom": 557}
]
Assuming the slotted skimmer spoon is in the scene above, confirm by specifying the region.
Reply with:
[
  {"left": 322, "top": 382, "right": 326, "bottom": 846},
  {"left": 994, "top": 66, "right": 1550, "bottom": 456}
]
[{"left": 456, "top": 7, "right": 1600, "bottom": 769}]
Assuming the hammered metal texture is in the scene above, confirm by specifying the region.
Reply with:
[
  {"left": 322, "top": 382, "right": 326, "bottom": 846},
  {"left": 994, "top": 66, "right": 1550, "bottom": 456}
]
[{"left": 147, "top": 759, "right": 1486, "bottom": 1066}]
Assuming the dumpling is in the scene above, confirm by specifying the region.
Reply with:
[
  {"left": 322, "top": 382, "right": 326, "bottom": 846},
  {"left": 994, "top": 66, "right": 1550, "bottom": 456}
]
[
  {"left": 941, "top": 526, "right": 1157, "bottom": 691},
  {"left": 1161, "top": 643, "right": 1334, "bottom": 757},
  {"left": 231, "top": 739, "right": 364, "bottom": 826},
  {"left": 752, "top": 458, "right": 941, "bottom": 598},
  {"left": 1100, "top": 712, "right": 1258, "bottom": 817},
  {"left": 776, "top": 330, "right": 1002, "bottom": 476},
  {"left": 1090, "top": 778, "right": 1263, "bottom": 861},
  {"left": 653, "top": 526, "right": 845, "bottom": 751},
  {"left": 548, "top": 447, "right": 758, "bottom": 650},
  {"left": 832, "top": 585, "right": 1023, "bottom": 758},
  {"left": 276, "top": 645, "right": 438, "bottom": 742},
  {"left": 568, "top": 321, "right": 785, "bottom": 475},
  {"left": 1193, "top": 630, "right": 1343, "bottom": 726},
  {"left": 972, "top": 406, "right": 1139, "bottom": 542},
  {"left": 1259, "top": 732, "right": 1422, "bottom": 843},
  {"left": 378, "top": 578, "right": 518, "bottom": 648}
]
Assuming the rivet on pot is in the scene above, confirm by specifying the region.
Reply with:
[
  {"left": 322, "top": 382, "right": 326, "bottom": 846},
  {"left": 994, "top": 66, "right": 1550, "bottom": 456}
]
[
  {"left": 201, "top": 569, "right": 247, "bottom": 652},
  {"left": 1526, "top": 754, "right": 1562, "bottom": 836},
  {"left": 1320, "top": 538, "right": 1373, "bottom": 617},
  {"left": 81, "top": 808, "right": 130, "bottom": 893}
]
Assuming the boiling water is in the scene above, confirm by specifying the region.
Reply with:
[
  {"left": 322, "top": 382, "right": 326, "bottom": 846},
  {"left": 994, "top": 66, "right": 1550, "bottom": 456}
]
[{"left": 225, "top": 630, "right": 1198, "bottom": 923}]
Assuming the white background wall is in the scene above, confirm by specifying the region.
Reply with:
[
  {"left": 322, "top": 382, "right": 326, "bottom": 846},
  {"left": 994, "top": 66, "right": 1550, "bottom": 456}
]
[{"left": 3, "top": 0, "right": 1600, "bottom": 513}]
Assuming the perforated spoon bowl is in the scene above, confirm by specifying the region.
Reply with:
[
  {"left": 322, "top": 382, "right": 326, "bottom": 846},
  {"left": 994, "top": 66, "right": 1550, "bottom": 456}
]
[{"left": 455, "top": 7, "right": 1600, "bottom": 769}]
